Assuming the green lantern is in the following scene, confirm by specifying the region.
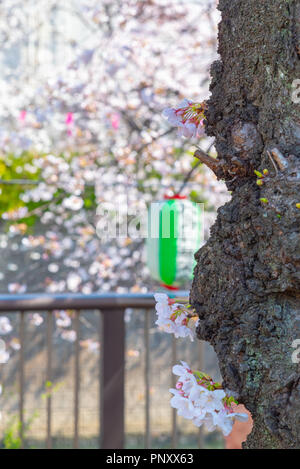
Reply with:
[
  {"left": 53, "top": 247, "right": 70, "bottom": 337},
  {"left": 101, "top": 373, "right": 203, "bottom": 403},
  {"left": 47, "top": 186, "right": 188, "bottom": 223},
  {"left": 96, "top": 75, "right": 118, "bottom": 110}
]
[{"left": 146, "top": 195, "right": 203, "bottom": 288}]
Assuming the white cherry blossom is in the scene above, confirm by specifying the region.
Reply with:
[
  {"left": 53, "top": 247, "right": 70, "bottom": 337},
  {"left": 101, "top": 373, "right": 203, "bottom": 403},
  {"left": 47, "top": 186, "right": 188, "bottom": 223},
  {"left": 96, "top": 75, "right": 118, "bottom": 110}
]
[
  {"left": 0, "top": 317, "right": 12, "bottom": 335},
  {"left": 154, "top": 294, "right": 197, "bottom": 341},
  {"left": 170, "top": 361, "right": 248, "bottom": 437}
]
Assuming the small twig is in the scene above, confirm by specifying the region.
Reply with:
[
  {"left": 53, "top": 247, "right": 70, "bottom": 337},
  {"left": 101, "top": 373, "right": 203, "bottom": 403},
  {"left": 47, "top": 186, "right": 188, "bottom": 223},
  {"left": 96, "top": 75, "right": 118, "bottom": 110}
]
[
  {"left": 120, "top": 110, "right": 143, "bottom": 132},
  {"left": 224, "top": 176, "right": 238, "bottom": 184},
  {"left": 270, "top": 148, "right": 289, "bottom": 172},
  {"left": 171, "top": 297, "right": 189, "bottom": 303},
  {"left": 266, "top": 150, "right": 278, "bottom": 176},
  {"left": 194, "top": 147, "right": 220, "bottom": 176},
  {"left": 178, "top": 143, "right": 215, "bottom": 195}
]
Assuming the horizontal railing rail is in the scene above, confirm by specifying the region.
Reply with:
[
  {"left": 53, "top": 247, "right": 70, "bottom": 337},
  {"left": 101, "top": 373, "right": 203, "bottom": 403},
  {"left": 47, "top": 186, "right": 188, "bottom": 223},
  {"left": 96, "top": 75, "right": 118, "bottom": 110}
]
[
  {"left": 0, "top": 291, "right": 204, "bottom": 450},
  {"left": 0, "top": 292, "right": 188, "bottom": 311}
]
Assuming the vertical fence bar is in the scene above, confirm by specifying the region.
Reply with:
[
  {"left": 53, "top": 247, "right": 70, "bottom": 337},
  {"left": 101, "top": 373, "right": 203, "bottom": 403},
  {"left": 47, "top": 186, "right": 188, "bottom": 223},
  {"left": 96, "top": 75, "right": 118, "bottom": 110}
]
[
  {"left": 100, "top": 309, "right": 125, "bottom": 449},
  {"left": 171, "top": 335, "right": 178, "bottom": 449},
  {"left": 99, "top": 312, "right": 102, "bottom": 449},
  {"left": 46, "top": 311, "right": 53, "bottom": 449},
  {"left": 74, "top": 310, "right": 80, "bottom": 449},
  {"left": 198, "top": 340, "right": 205, "bottom": 449},
  {"left": 19, "top": 311, "right": 25, "bottom": 448},
  {"left": 144, "top": 309, "right": 151, "bottom": 449}
]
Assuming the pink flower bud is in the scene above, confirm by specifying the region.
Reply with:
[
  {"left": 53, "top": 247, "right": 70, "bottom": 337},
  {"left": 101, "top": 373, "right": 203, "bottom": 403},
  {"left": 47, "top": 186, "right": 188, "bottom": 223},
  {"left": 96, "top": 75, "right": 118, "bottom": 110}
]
[
  {"left": 181, "top": 317, "right": 189, "bottom": 326},
  {"left": 176, "top": 381, "right": 183, "bottom": 390},
  {"left": 19, "top": 110, "right": 27, "bottom": 122},
  {"left": 66, "top": 112, "right": 74, "bottom": 125},
  {"left": 111, "top": 112, "right": 120, "bottom": 130}
]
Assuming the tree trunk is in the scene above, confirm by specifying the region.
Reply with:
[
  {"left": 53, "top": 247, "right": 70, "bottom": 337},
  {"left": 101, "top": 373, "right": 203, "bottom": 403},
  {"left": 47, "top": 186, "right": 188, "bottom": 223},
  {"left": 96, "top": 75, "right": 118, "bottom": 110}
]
[{"left": 190, "top": 0, "right": 300, "bottom": 449}]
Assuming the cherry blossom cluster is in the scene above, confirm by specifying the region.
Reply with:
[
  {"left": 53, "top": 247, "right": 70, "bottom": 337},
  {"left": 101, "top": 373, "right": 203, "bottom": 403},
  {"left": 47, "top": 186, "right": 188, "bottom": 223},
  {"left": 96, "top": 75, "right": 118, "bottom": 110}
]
[
  {"left": 170, "top": 361, "right": 248, "bottom": 436},
  {"left": 0, "top": 0, "right": 226, "bottom": 306},
  {"left": 163, "top": 99, "right": 207, "bottom": 138},
  {"left": 154, "top": 293, "right": 198, "bottom": 341},
  {"left": 154, "top": 294, "right": 248, "bottom": 436}
]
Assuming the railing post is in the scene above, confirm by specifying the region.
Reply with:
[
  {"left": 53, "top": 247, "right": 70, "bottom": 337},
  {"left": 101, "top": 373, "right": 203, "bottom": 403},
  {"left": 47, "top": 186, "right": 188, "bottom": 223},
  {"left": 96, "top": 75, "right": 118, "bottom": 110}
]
[
  {"left": 46, "top": 311, "right": 53, "bottom": 449},
  {"left": 100, "top": 308, "right": 125, "bottom": 449},
  {"left": 19, "top": 311, "right": 25, "bottom": 448},
  {"left": 74, "top": 310, "right": 80, "bottom": 449},
  {"left": 144, "top": 309, "right": 151, "bottom": 449}
]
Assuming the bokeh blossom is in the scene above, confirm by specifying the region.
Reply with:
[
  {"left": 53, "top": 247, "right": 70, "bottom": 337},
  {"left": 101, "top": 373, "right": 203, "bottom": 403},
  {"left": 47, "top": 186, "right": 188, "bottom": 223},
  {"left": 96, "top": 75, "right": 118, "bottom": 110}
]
[{"left": 0, "top": 317, "right": 13, "bottom": 335}]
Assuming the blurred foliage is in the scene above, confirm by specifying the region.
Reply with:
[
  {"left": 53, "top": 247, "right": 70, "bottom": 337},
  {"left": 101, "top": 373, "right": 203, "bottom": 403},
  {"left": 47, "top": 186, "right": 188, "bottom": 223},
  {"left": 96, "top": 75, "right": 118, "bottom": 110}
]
[
  {"left": 2, "top": 411, "right": 39, "bottom": 449},
  {"left": 0, "top": 152, "right": 40, "bottom": 216},
  {"left": 0, "top": 151, "right": 211, "bottom": 226},
  {"left": 0, "top": 152, "right": 97, "bottom": 229}
]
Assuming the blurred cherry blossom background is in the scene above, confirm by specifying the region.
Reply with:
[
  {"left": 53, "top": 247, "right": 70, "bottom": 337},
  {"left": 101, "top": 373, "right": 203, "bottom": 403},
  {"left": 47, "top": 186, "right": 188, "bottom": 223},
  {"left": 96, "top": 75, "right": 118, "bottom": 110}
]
[
  {"left": 0, "top": 0, "right": 230, "bottom": 296},
  {"left": 0, "top": 0, "right": 234, "bottom": 448}
]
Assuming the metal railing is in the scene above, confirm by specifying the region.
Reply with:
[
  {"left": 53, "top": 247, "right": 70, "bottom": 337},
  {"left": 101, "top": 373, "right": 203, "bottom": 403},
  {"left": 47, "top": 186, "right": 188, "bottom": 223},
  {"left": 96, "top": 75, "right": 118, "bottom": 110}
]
[{"left": 0, "top": 292, "right": 204, "bottom": 449}]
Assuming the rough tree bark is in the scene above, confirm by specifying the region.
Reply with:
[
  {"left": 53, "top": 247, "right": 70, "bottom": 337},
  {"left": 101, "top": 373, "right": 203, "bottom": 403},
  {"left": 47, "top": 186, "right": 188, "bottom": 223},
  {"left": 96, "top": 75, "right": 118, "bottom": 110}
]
[{"left": 190, "top": 0, "right": 300, "bottom": 449}]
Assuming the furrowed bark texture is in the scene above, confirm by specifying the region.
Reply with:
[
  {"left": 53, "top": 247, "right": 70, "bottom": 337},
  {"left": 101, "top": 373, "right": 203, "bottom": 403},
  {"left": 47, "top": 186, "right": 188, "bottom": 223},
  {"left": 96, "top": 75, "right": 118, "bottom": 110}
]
[{"left": 190, "top": 0, "right": 300, "bottom": 448}]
